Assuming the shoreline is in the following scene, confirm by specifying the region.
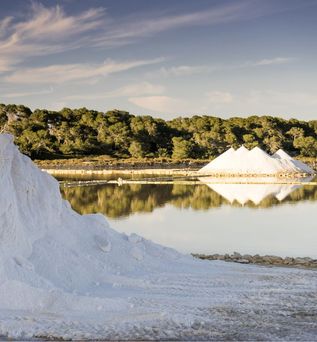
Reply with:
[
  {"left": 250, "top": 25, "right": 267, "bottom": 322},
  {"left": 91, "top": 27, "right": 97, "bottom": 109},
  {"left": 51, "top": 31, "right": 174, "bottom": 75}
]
[
  {"left": 35, "top": 157, "right": 317, "bottom": 170},
  {"left": 42, "top": 167, "right": 198, "bottom": 177},
  {"left": 44, "top": 169, "right": 316, "bottom": 187},
  {"left": 194, "top": 252, "right": 317, "bottom": 270},
  {"left": 43, "top": 168, "right": 316, "bottom": 179}
]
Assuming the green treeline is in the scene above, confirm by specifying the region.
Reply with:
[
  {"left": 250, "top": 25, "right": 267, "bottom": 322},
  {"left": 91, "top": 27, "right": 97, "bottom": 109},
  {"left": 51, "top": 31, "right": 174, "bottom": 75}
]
[{"left": 1, "top": 103, "right": 317, "bottom": 159}]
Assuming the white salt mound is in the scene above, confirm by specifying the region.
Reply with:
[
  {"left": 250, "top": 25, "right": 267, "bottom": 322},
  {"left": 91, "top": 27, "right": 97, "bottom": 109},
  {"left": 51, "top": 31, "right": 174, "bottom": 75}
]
[
  {"left": 0, "top": 134, "right": 316, "bottom": 340},
  {"left": 199, "top": 146, "right": 314, "bottom": 175},
  {"left": 273, "top": 149, "right": 315, "bottom": 174}
]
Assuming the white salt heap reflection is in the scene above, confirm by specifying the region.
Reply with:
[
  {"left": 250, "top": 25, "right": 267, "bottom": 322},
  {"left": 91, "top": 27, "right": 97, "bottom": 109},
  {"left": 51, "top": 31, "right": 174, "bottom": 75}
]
[
  {"left": 200, "top": 176, "right": 313, "bottom": 205},
  {"left": 199, "top": 146, "right": 315, "bottom": 175},
  {"left": 205, "top": 182, "right": 299, "bottom": 205},
  {"left": 0, "top": 134, "right": 317, "bottom": 340}
]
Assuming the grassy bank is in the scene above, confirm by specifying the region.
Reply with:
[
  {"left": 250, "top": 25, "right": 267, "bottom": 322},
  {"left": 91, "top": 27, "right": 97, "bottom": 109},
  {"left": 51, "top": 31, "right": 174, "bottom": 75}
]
[{"left": 35, "top": 156, "right": 209, "bottom": 170}]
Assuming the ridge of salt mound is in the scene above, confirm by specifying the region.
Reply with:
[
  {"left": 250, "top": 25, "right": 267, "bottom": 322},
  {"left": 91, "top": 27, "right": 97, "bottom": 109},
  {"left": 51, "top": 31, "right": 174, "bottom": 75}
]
[
  {"left": 235, "top": 145, "right": 249, "bottom": 154},
  {"left": 199, "top": 147, "right": 235, "bottom": 172},
  {"left": 249, "top": 146, "right": 270, "bottom": 156},
  {"left": 273, "top": 149, "right": 314, "bottom": 174}
]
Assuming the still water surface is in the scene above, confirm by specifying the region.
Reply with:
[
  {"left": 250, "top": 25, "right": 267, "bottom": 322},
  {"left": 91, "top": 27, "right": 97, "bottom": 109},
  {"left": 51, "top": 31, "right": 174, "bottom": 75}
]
[{"left": 60, "top": 176, "right": 317, "bottom": 258}]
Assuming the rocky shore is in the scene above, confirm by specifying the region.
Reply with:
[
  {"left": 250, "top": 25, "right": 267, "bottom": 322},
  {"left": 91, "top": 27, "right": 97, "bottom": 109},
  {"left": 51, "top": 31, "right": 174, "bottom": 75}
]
[{"left": 194, "top": 252, "right": 317, "bottom": 269}]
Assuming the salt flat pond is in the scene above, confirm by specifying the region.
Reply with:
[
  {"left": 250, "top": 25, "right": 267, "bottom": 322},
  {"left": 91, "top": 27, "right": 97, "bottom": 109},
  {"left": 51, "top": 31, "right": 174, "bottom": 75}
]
[{"left": 59, "top": 176, "right": 317, "bottom": 259}]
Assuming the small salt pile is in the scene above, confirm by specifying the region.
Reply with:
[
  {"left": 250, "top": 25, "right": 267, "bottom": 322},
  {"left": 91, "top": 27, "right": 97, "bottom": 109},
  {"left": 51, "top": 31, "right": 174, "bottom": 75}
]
[{"left": 199, "top": 146, "right": 314, "bottom": 176}]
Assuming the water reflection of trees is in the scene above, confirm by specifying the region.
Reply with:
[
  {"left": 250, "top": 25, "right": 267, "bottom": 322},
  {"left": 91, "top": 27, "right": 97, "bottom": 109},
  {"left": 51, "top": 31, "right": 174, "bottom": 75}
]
[{"left": 60, "top": 183, "right": 317, "bottom": 218}]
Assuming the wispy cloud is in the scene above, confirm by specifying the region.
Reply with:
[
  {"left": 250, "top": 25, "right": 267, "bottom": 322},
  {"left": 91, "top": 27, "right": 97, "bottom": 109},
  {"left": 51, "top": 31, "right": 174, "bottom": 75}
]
[
  {"left": 93, "top": 1, "right": 254, "bottom": 47},
  {"left": 93, "top": 0, "right": 309, "bottom": 48},
  {"left": 0, "top": 16, "right": 13, "bottom": 38},
  {"left": 5, "top": 58, "right": 164, "bottom": 84},
  {"left": 0, "top": 1, "right": 298, "bottom": 74},
  {"left": 250, "top": 57, "right": 294, "bottom": 67},
  {"left": 149, "top": 65, "right": 211, "bottom": 78},
  {"left": 64, "top": 82, "right": 165, "bottom": 100},
  {"left": 3, "top": 87, "right": 54, "bottom": 98},
  {"left": 0, "top": 3, "right": 105, "bottom": 72},
  {"left": 148, "top": 57, "right": 294, "bottom": 79}
]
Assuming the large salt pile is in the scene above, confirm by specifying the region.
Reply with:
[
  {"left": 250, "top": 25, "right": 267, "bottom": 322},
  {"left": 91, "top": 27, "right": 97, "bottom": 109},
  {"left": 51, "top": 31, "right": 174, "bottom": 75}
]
[
  {"left": 0, "top": 133, "right": 196, "bottom": 337},
  {"left": 1, "top": 133, "right": 317, "bottom": 340},
  {"left": 199, "top": 146, "right": 314, "bottom": 176}
]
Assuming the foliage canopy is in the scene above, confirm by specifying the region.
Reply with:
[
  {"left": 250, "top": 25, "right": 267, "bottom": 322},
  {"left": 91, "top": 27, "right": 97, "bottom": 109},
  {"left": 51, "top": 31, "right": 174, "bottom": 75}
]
[{"left": 1, "top": 103, "right": 316, "bottom": 159}]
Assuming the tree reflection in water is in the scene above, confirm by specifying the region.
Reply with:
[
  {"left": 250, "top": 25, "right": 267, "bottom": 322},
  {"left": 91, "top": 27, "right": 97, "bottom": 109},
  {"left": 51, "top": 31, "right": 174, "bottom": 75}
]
[{"left": 60, "top": 179, "right": 317, "bottom": 218}]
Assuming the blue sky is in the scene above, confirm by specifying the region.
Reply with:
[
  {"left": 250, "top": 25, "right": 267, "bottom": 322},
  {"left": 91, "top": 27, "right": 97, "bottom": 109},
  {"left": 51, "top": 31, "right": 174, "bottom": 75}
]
[{"left": 1, "top": 0, "right": 317, "bottom": 120}]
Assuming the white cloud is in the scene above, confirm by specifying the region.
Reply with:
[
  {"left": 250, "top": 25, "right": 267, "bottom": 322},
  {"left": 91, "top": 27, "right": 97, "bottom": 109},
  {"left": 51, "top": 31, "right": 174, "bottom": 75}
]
[
  {"left": 129, "top": 96, "right": 188, "bottom": 114},
  {"left": 206, "top": 91, "right": 233, "bottom": 104},
  {"left": 64, "top": 82, "right": 165, "bottom": 100},
  {"left": 150, "top": 65, "right": 211, "bottom": 78},
  {"left": 5, "top": 58, "right": 164, "bottom": 84},
  {"left": 251, "top": 57, "right": 294, "bottom": 66}
]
